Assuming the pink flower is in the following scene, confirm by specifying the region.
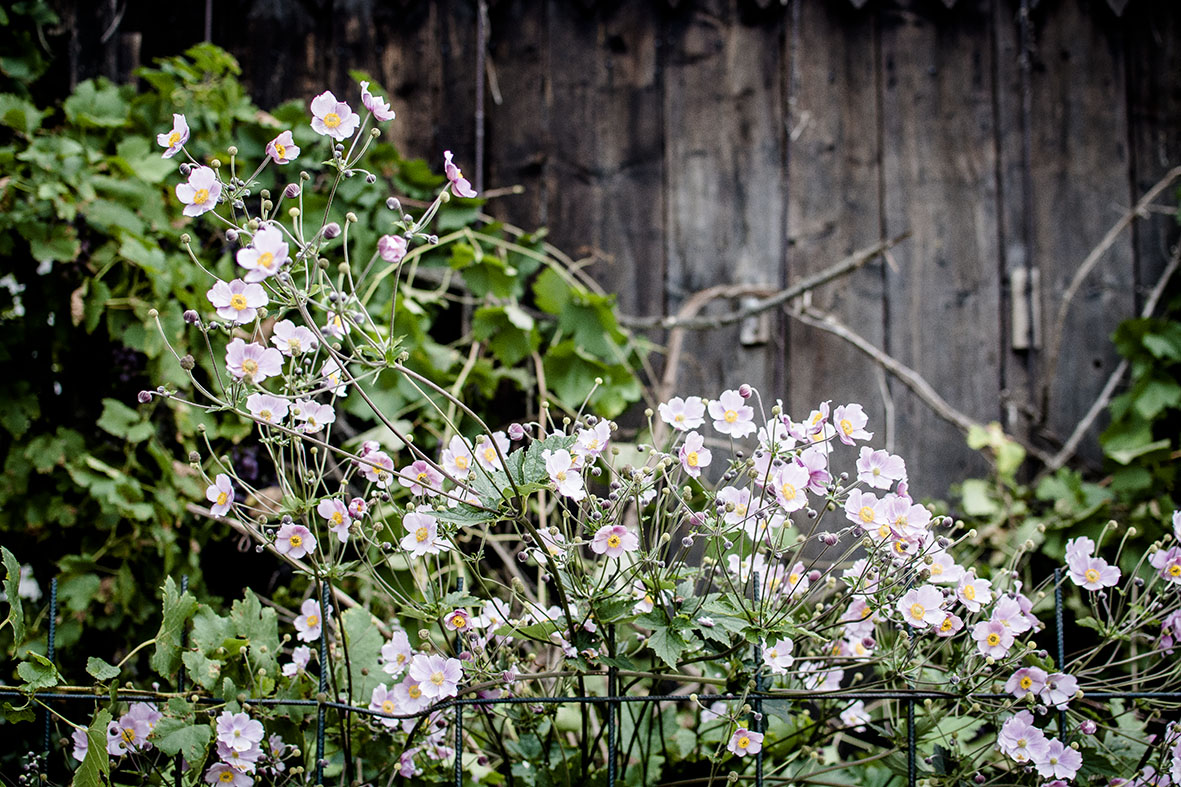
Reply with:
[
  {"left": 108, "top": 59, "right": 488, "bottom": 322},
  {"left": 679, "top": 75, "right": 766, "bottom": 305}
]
[
  {"left": 293, "top": 598, "right": 323, "bottom": 642},
  {"left": 997, "top": 711, "right": 1049, "bottom": 764},
  {"left": 398, "top": 460, "right": 444, "bottom": 497},
  {"left": 1039, "top": 672, "right": 1078, "bottom": 709},
  {"left": 215, "top": 710, "right": 264, "bottom": 752},
  {"left": 473, "top": 431, "right": 510, "bottom": 471},
  {"left": 292, "top": 399, "right": 336, "bottom": 434},
  {"left": 441, "top": 435, "right": 476, "bottom": 479},
  {"left": 358, "top": 449, "right": 395, "bottom": 487},
  {"left": 832, "top": 403, "right": 873, "bottom": 445},
  {"left": 933, "top": 612, "right": 963, "bottom": 638},
  {"left": 270, "top": 320, "right": 317, "bottom": 356},
  {"left": 1005, "top": 666, "right": 1048, "bottom": 698},
  {"left": 246, "top": 393, "right": 288, "bottom": 425},
  {"left": 360, "top": 81, "right": 396, "bottom": 122},
  {"left": 591, "top": 524, "right": 639, "bottom": 558},
  {"left": 381, "top": 630, "right": 414, "bottom": 677},
  {"left": 762, "top": 637, "right": 794, "bottom": 674},
  {"left": 205, "top": 473, "right": 235, "bottom": 516},
  {"left": 317, "top": 498, "right": 352, "bottom": 543},
  {"left": 319, "top": 358, "right": 349, "bottom": 397},
  {"left": 727, "top": 727, "right": 763, "bottom": 757},
  {"left": 856, "top": 446, "right": 906, "bottom": 489},
  {"left": 708, "top": 389, "right": 756, "bottom": 438},
  {"left": 71, "top": 727, "right": 88, "bottom": 762},
  {"left": 956, "top": 573, "right": 993, "bottom": 613},
  {"left": 773, "top": 461, "right": 810, "bottom": 513},
  {"left": 443, "top": 608, "right": 471, "bottom": 632},
  {"left": 369, "top": 683, "right": 400, "bottom": 728},
  {"left": 204, "top": 763, "right": 253, "bottom": 786},
  {"left": 1035, "top": 738, "right": 1082, "bottom": 780},
  {"left": 678, "top": 431, "right": 712, "bottom": 478},
  {"left": 845, "top": 488, "right": 884, "bottom": 532},
  {"left": 207, "top": 279, "right": 268, "bottom": 323},
  {"left": 716, "top": 486, "right": 751, "bottom": 526},
  {"left": 275, "top": 523, "right": 316, "bottom": 560},
  {"left": 310, "top": 91, "right": 359, "bottom": 140},
  {"left": 281, "top": 645, "right": 311, "bottom": 677},
  {"left": 1151, "top": 546, "right": 1181, "bottom": 584},
  {"left": 236, "top": 224, "right": 289, "bottom": 282},
  {"left": 972, "top": 619, "right": 1015, "bottom": 658},
  {"left": 926, "top": 550, "right": 964, "bottom": 585},
  {"left": 443, "top": 150, "right": 477, "bottom": 198},
  {"left": 897, "top": 585, "right": 945, "bottom": 628},
  {"left": 401, "top": 510, "right": 448, "bottom": 557},
  {"left": 265, "top": 130, "right": 300, "bottom": 164},
  {"left": 1069, "top": 554, "right": 1120, "bottom": 591},
  {"left": 393, "top": 676, "right": 430, "bottom": 716},
  {"left": 544, "top": 449, "right": 586, "bottom": 500},
  {"left": 176, "top": 165, "right": 221, "bottom": 217},
  {"left": 226, "top": 339, "right": 283, "bottom": 383},
  {"left": 156, "top": 113, "right": 189, "bottom": 158},
  {"left": 408, "top": 653, "right": 463, "bottom": 699},
  {"left": 573, "top": 420, "right": 611, "bottom": 460},
  {"left": 658, "top": 396, "right": 706, "bottom": 431},
  {"left": 378, "top": 234, "right": 407, "bottom": 263}
]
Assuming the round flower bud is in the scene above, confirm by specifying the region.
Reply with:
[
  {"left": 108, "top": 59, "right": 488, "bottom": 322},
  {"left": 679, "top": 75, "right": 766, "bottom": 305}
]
[
  {"left": 366, "top": 173, "right": 377, "bottom": 184},
  {"left": 738, "top": 383, "right": 753, "bottom": 399},
  {"left": 225, "top": 228, "right": 239, "bottom": 243},
  {"left": 179, "top": 163, "right": 192, "bottom": 177},
  {"left": 137, "top": 390, "right": 152, "bottom": 404},
  {"left": 323, "top": 222, "right": 341, "bottom": 239},
  {"left": 179, "top": 354, "right": 196, "bottom": 371},
  {"left": 284, "top": 183, "right": 301, "bottom": 199},
  {"left": 385, "top": 197, "right": 401, "bottom": 212},
  {"left": 508, "top": 423, "right": 526, "bottom": 441}
]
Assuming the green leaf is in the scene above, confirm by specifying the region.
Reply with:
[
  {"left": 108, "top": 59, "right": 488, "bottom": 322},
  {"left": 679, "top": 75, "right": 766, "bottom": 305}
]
[
  {"left": 18, "top": 220, "right": 79, "bottom": 264},
  {"left": 229, "top": 589, "right": 280, "bottom": 676},
  {"left": 85, "top": 656, "right": 120, "bottom": 682},
  {"left": 63, "top": 79, "right": 129, "bottom": 128},
  {"left": 97, "top": 397, "right": 155, "bottom": 443},
  {"left": 150, "top": 576, "right": 199, "bottom": 676},
  {"left": 2, "top": 547, "right": 25, "bottom": 644},
  {"left": 1132, "top": 379, "right": 1181, "bottom": 420},
  {"left": 533, "top": 267, "right": 569, "bottom": 314},
  {"left": 152, "top": 716, "right": 212, "bottom": 761},
  {"left": 1106, "top": 438, "right": 1171, "bottom": 466},
  {"left": 959, "top": 478, "right": 1001, "bottom": 517},
  {"left": 340, "top": 607, "right": 384, "bottom": 705},
  {"left": 71, "top": 709, "right": 112, "bottom": 787},
  {"left": 16, "top": 651, "right": 59, "bottom": 691},
  {"left": 647, "top": 627, "right": 688, "bottom": 668},
  {"left": 0, "top": 93, "right": 47, "bottom": 136}
]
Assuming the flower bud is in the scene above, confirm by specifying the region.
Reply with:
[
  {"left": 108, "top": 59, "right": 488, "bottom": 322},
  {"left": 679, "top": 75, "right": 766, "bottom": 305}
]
[
  {"left": 137, "top": 390, "right": 152, "bottom": 404},
  {"left": 386, "top": 197, "right": 402, "bottom": 212},
  {"left": 507, "top": 423, "right": 526, "bottom": 441},
  {"left": 738, "top": 383, "right": 753, "bottom": 399},
  {"left": 180, "top": 354, "right": 196, "bottom": 371},
  {"left": 227, "top": 146, "right": 238, "bottom": 156},
  {"left": 284, "top": 183, "right": 301, "bottom": 200},
  {"left": 365, "top": 173, "right": 377, "bottom": 184},
  {"left": 345, "top": 212, "right": 358, "bottom": 223},
  {"left": 323, "top": 222, "right": 341, "bottom": 239}
]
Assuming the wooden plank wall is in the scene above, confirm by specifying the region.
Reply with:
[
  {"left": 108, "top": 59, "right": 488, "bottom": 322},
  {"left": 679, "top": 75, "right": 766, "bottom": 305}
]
[{"left": 58, "top": 0, "right": 1181, "bottom": 496}]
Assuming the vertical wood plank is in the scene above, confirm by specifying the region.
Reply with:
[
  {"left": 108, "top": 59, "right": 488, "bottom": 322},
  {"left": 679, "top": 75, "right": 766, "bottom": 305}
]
[
  {"left": 1028, "top": 0, "right": 1134, "bottom": 465},
  {"left": 545, "top": 2, "right": 667, "bottom": 320},
  {"left": 1124, "top": 1, "right": 1181, "bottom": 302},
  {"left": 784, "top": 1, "right": 886, "bottom": 439},
  {"left": 879, "top": 0, "right": 1000, "bottom": 491},
  {"left": 485, "top": 0, "right": 550, "bottom": 229},
  {"left": 663, "top": 0, "right": 786, "bottom": 407}
]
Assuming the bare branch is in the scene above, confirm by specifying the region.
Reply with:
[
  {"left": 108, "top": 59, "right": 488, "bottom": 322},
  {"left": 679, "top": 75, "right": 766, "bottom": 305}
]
[
  {"left": 1039, "top": 166, "right": 1181, "bottom": 417},
  {"left": 787, "top": 306, "right": 1056, "bottom": 466}
]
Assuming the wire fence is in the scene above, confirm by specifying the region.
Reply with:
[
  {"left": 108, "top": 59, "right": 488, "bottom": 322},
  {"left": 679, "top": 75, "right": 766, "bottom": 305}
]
[{"left": 6, "top": 569, "right": 1181, "bottom": 787}]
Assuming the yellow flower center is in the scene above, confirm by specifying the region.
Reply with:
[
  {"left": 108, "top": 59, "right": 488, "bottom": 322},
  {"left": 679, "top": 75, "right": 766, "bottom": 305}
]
[
  {"left": 381, "top": 700, "right": 394, "bottom": 713},
  {"left": 408, "top": 685, "right": 421, "bottom": 699},
  {"left": 780, "top": 483, "right": 796, "bottom": 500},
  {"left": 259, "top": 409, "right": 273, "bottom": 422},
  {"left": 724, "top": 410, "right": 738, "bottom": 423},
  {"left": 673, "top": 414, "right": 684, "bottom": 423},
  {"left": 931, "top": 563, "right": 943, "bottom": 575},
  {"left": 877, "top": 524, "right": 891, "bottom": 539},
  {"left": 556, "top": 470, "right": 567, "bottom": 481},
  {"left": 644, "top": 593, "right": 654, "bottom": 606},
  {"left": 324, "top": 112, "right": 341, "bottom": 128},
  {"left": 229, "top": 293, "right": 248, "bottom": 311},
  {"left": 455, "top": 456, "right": 469, "bottom": 470},
  {"left": 1020, "top": 676, "right": 1033, "bottom": 689},
  {"left": 289, "top": 534, "right": 303, "bottom": 548},
  {"left": 686, "top": 451, "right": 699, "bottom": 467},
  {"left": 939, "top": 617, "right": 953, "bottom": 631},
  {"left": 216, "top": 491, "right": 229, "bottom": 506},
  {"left": 288, "top": 338, "right": 302, "bottom": 352},
  {"left": 1085, "top": 568, "right": 1100, "bottom": 583},
  {"left": 789, "top": 574, "right": 801, "bottom": 586},
  {"left": 415, "top": 527, "right": 429, "bottom": 542},
  {"left": 737, "top": 735, "right": 750, "bottom": 749},
  {"left": 607, "top": 534, "right": 621, "bottom": 549},
  {"left": 331, "top": 511, "right": 344, "bottom": 525},
  {"left": 194, "top": 188, "right": 210, "bottom": 205},
  {"left": 274, "top": 142, "right": 287, "bottom": 159},
  {"left": 305, "top": 614, "right": 319, "bottom": 627},
  {"left": 431, "top": 671, "right": 445, "bottom": 686},
  {"left": 859, "top": 506, "right": 875, "bottom": 524},
  {"left": 962, "top": 585, "right": 976, "bottom": 600},
  {"left": 909, "top": 603, "right": 924, "bottom": 620},
  {"left": 417, "top": 471, "right": 429, "bottom": 483},
  {"left": 1170, "top": 564, "right": 1181, "bottom": 577},
  {"left": 483, "top": 447, "right": 497, "bottom": 463},
  {"left": 219, "top": 772, "right": 235, "bottom": 783},
  {"left": 257, "top": 251, "right": 275, "bottom": 269},
  {"left": 121, "top": 727, "right": 136, "bottom": 743},
  {"left": 840, "top": 418, "right": 854, "bottom": 435},
  {"left": 168, "top": 131, "right": 182, "bottom": 147},
  {"left": 451, "top": 616, "right": 467, "bottom": 629},
  {"left": 987, "top": 632, "right": 1001, "bottom": 646}
]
